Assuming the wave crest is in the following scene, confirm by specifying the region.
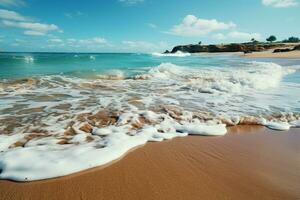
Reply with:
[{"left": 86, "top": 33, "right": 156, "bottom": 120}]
[
  {"left": 135, "top": 61, "right": 298, "bottom": 92},
  {"left": 152, "top": 51, "right": 191, "bottom": 57}
]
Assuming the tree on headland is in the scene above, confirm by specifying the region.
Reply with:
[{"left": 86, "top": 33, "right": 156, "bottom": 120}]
[
  {"left": 282, "top": 36, "right": 300, "bottom": 43},
  {"left": 266, "top": 35, "right": 277, "bottom": 43},
  {"left": 251, "top": 38, "right": 258, "bottom": 44},
  {"left": 198, "top": 41, "right": 202, "bottom": 45}
]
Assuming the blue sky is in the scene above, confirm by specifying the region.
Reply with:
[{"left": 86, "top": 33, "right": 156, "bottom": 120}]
[{"left": 0, "top": 0, "right": 299, "bottom": 52}]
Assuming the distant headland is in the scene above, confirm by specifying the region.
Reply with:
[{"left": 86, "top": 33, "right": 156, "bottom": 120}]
[{"left": 164, "top": 36, "right": 300, "bottom": 58}]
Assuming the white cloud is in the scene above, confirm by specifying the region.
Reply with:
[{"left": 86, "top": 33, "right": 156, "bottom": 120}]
[
  {"left": 167, "top": 15, "right": 236, "bottom": 37},
  {"left": 46, "top": 39, "right": 164, "bottom": 52},
  {"left": 2, "top": 20, "right": 62, "bottom": 36},
  {"left": 122, "top": 40, "right": 150, "bottom": 48},
  {"left": 212, "top": 33, "right": 226, "bottom": 40},
  {"left": 2, "top": 20, "right": 60, "bottom": 32},
  {"left": 49, "top": 37, "right": 108, "bottom": 48},
  {"left": 213, "top": 31, "right": 261, "bottom": 42},
  {"left": 14, "top": 38, "right": 25, "bottom": 42},
  {"left": 0, "top": 9, "right": 62, "bottom": 37},
  {"left": 0, "top": 0, "right": 25, "bottom": 7},
  {"left": 49, "top": 38, "right": 63, "bottom": 43},
  {"left": 11, "top": 42, "right": 19, "bottom": 46},
  {"left": 24, "top": 30, "right": 46, "bottom": 36},
  {"left": 262, "top": 0, "right": 298, "bottom": 7},
  {"left": 64, "top": 11, "right": 83, "bottom": 19},
  {"left": 148, "top": 23, "right": 157, "bottom": 29},
  {"left": 119, "top": 0, "right": 144, "bottom": 5},
  {"left": 0, "top": 9, "right": 30, "bottom": 21},
  {"left": 122, "top": 40, "right": 169, "bottom": 52},
  {"left": 228, "top": 31, "right": 261, "bottom": 40},
  {"left": 78, "top": 37, "right": 107, "bottom": 45},
  {"left": 66, "top": 38, "right": 76, "bottom": 43}
]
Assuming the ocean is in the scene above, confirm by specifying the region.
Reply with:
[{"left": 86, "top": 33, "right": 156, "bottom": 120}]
[{"left": 0, "top": 52, "right": 300, "bottom": 181}]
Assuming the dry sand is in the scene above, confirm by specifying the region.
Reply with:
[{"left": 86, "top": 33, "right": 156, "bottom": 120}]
[
  {"left": 0, "top": 125, "right": 299, "bottom": 200},
  {"left": 243, "top": 49, "right": 300, "bottom": 58}
]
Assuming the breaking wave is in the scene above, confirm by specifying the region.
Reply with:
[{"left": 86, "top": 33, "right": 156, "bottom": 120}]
[
  {"left": 0, "top": 61, "right": 300, "bottom": 181},
  {"left": 152, "top": 51, "right": 191, "bottom": 57}
]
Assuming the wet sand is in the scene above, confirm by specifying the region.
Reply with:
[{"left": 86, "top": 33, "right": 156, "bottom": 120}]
[{"left": 0, "top": 125, "right": 299, "bottom": 200}]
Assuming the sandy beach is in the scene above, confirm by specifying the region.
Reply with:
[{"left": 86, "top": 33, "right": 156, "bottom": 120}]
[
  {"left": 0, "top": 125, "right": 299, "bottom": 200},
  {"left": 243, "top": 48, "right": 300, "bottom": 59},
  {"left": 1, "top": 1, "right": 300, "bottom": 200}
]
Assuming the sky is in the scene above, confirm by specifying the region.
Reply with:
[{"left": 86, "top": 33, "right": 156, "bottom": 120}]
[{"left": 0, "top": 0, "right": 299, "bottom": 52}]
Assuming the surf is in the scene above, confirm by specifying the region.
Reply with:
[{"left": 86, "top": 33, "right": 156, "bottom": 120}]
[{"left": 0, "top": 53, "right": 300, "bottom": 181}]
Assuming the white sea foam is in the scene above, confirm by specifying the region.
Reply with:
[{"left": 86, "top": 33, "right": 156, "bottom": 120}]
[
  {"left": 290, "top": 120, "right": 300, "bottom": 128},
  {"left": 24, "top": 56, "right": 34, "bottom": 63},
  {"left": 262, "top": 120, "right": 291, "bottom": 131},
  {"left": 152, "top": 51, "right": 191, "bottom": 57},
  {"left": 96, "top": 70, "right": 125, "bottom": 80},
  {"left": 0, "top": 112, "right": 226, "bottom": 181},
  {"left": 0, "top": 61, "right": 299, "bottom": 181},
  {"left": 136, "top": 61, "right": 297, "bottom": 92}
]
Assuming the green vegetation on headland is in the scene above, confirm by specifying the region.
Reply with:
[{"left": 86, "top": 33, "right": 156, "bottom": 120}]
[
  {"left": 282, "top": 37, "right": 300, "bottom": 43},
  {"left": 165, "top": 35, "right": 300, "bottom": 54},
  {"left": 266, "top": 35, "right": 277, "bottom": 43}
]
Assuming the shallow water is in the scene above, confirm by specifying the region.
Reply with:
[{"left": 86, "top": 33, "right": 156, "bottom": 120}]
[{"left": 0, "top": 52, "right": 300, "bottom": 181}]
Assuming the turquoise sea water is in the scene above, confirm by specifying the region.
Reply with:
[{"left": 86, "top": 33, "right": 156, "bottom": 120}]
[
  {"left": 1, "top": 52, "right": 300, "bottom": 124},
  {"left": 0, "top": 52, "right": 300, "bottom": 181},
  {"left": 1, "top": 52, "right": 299, "bottom": 82},
  {"left": 0, "top": 52, "right": 234, "bottom": 78}
]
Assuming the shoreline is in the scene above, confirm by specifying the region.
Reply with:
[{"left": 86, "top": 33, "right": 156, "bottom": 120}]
[
  {"left": 242, "top": 49, "right": 300, "bottom": 59},
  {"left": 192, "top": 50, "right": 300, "bottom": 59},
  {"left": 1, "top": 125, "right": 299, "bottom": 200}
]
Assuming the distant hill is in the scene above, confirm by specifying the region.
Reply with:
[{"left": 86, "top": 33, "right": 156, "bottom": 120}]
[{"left": 165, "top": 42, "right": 299, "bottom": 54}]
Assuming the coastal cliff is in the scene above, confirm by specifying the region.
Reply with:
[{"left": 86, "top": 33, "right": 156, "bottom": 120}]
[{"left": 167, "top": 43, "right": 287, "bottom": 54}]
